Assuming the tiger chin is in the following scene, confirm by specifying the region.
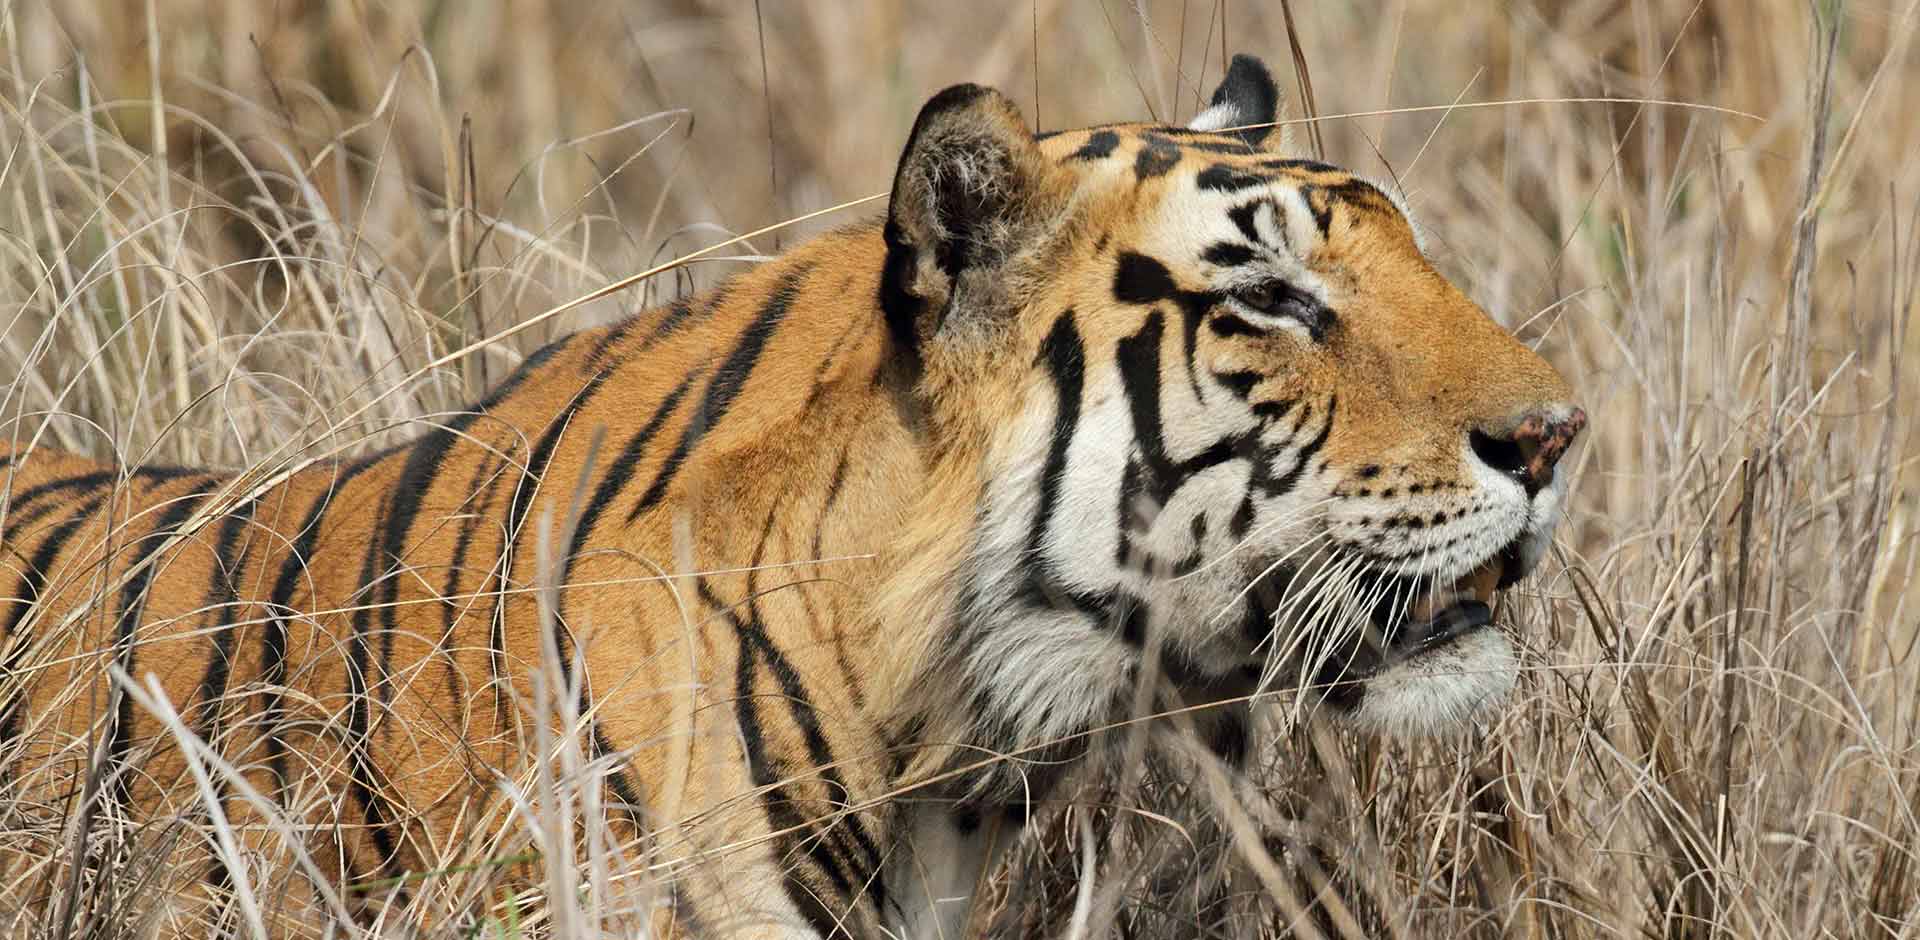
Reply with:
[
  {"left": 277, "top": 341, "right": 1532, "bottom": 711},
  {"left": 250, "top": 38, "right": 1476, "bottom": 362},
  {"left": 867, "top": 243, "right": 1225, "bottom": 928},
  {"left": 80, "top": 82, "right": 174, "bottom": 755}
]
[{"left": 0, "top": 54, "right": 1582, "bottom": 940}]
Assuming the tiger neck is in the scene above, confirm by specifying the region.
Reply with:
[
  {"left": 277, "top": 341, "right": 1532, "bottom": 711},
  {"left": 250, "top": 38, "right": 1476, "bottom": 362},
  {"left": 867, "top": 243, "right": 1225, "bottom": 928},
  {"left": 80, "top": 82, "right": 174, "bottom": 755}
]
[{"left": 528, "top": 221, "right": 1074, "bottom": 805}]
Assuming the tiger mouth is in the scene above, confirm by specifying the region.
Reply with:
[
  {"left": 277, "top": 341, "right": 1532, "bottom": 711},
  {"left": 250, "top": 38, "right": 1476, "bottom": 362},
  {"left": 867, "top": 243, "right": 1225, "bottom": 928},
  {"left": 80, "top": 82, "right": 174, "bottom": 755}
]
[
  {"left": 1307, "top": 539, "right": 1525, "bottom": 705},
  {"left": 1393, "top": 544, "right": 1510, "bottom": 649}
]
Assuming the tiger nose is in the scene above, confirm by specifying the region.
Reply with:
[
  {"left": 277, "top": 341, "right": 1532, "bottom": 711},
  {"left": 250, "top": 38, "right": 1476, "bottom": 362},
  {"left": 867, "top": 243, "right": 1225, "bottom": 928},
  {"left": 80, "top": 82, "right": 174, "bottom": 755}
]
[{"left": 1469, "top": 407, "right": 1587, "bottom": 496}]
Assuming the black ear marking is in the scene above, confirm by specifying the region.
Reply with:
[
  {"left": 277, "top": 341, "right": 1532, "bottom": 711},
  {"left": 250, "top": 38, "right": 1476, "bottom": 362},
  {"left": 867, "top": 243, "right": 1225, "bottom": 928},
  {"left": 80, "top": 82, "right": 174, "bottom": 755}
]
[{"left": 1188, "top": 53, "right": 1281, "bottom": 148}]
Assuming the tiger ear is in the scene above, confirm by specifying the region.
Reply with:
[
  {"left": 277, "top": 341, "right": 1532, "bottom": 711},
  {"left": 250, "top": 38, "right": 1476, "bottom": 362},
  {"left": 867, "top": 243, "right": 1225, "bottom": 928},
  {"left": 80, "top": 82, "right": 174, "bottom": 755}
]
[
  {"left": 882, "top": 84, "right": 1061, "bottom": 358},
  {"left": 1187, "top": 54, "right": 1290, "bottom": 152}
]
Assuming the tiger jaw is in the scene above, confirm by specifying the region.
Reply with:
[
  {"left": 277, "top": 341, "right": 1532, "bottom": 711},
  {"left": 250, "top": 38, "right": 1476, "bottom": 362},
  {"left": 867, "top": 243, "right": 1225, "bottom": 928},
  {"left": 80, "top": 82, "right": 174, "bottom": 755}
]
[
  {"left": 1275, "top": 541, "right": 1531, "bottom": 737},
  {"left": 1340, "top": 627, "right": 1518, "bottom": 737}
]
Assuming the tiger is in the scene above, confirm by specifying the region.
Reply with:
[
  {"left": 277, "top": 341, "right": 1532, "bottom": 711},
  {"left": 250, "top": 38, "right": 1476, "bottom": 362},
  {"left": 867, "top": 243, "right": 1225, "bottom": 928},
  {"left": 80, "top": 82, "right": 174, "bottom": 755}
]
[{"left": 0, "top": 53, "right": 1584, "bottom": 939}]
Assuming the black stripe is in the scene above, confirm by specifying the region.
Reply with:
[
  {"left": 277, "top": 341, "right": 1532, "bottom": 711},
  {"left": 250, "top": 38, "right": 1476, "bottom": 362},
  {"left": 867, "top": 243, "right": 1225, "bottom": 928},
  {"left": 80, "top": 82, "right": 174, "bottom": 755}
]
[
  {"left": 1115, "top": 312, "right": 1176, "bottom": 489},
  {"left": 2, "top": 493, "right": 106, "bottom": 639},
  {"left": 1318, "top": 176, "right": 1393, "bottom": 206},
  {"left": 1068, "top": 130, "right": 1120, "bottom": 161},
  {"left": 558, "top": 369, "right": 703, "bottom": 629},
  {"left": 1213, "top": 369, "right": 1261, "bottom": 399},
  {"left": 195, "top": 497, "right": 260, "bottom": 716},
  {"left": 192, "top": 493, "right": 259, "bottom": 893},
  {"left": 1027, "top": 312, "right": 1084, "bottom": 562},
  {"left": 587, "top": 285, "right": 721, "bottom": 368},
  {"left": 1115, "top": 310, "right": 1317, "bottom": 562},
  {"left": 1208, "top": 313, "right": 1263, "bottom": 339},
  {"left": 627, "top": 265, "right": 811, "bottom": 520},
  {"left": 1015, "top": 568, "right": 1117, "bottom": 624},
  {"left": 645, "top": 284, "right": 730, "bottom": 350},
  {"left": 1196, "top": 164, "right": 1273, "bottom": 193},
  {"left": 786, "top": 887, "right": 849, "bottom": 940},
  {"left": 1115, "top": 591, "right": 1150, "bottom": 646},
  {"left": 1156, "top": 125, "right": 1261, "bottom": 142},
  {"left": 586, "top": 311, "right": 650, "bottom": 365},
  {"left": 1176, "top": 296, "right": 1207, "bottom": 401},
  {"left": 640, "top": 298, "right": 696, "bottom": 348},
  {"left": 499, "top": 334, "right": 574, "bottom": 389},
  {"left": 443, "top": 455, "right": 508, "bottom": 633},
  {"left": 1227, "top": 201, "right": 1268, "bottom": 247},
  {"left": 130, "top": 465, "right": 202, "bottom": 483},
  {"left": 343, "top": 495, "right": 404, "bottom": 872},
  {"left": 441, "top": 446, "right": 511, "bottom": 713},
  {"left": 588, "top": 724, "right": 647, "bottom": 824},
  {"left": 810, "top": 449, "right": 852, "bottom": 565},
  {"left": 554, "top": 379, "right": 699, "bottom": 734},
  {"left": 368, "top": 415, "right": 492, "bottom": 709},
  {"left": 1251, "top": 397, "right": 1299, "bottom": 422},
  {"left": 701, "top": 579, "right": 860, "bottom": 932},
  {"left": 108, "top": 475, "right": 221, "bottom": 805},
  {"left": 1113, "top": 248, "right": 1227, "bottom": 406},
  {"left": 1, "top": 470, "right": 117, "bottom": 530},
  {"left": 1112, "top": 252, "right": 1176, "bottom": 305},
  {"left": 739, "top": 528, "right": 886, "bottom": 884},
  {"left": 1171, "top": 136, "right": 1261, "bottom": 155},
  {"left": 1202, "top": 242, "right": 1257, "bottom": 267},
  {"left": 1231, "top": 396, "right": 1334, "bottom": 539},
  {"left": 667, "top": 885, "right": 715, "bottom": 939},
  {"left": 713, "top": 513, "right": 889, "bottom": 911},
  {"left": 486, "top": 358, "right": 626, "bottom": 698},
  {"left": 0, "top": 495, "right": 106, "bottom": 747},
  {"left": 802, "top": 319, "right": 869, "bottom": 412},
  {"left": 6, "top": 468, "right": 117, "bottom": 505},
  {"left": 1116, "top": 312, "right": 1271, "bottom": 500},
  {"left": 1021, "top": 312, "right": 1113, "bottom": 629},
  {"left": 1253, "top": 395, "right": 1335, "bottom": 499},
  {"left": 260, "top": 453, "right": 387, "bottom": 791},
  {"left": 1134, "top": 134, "right": 1180, "bottom": 179},
  {"left": 1299, "top": 185, "right": 1334, "bottom": 234}
]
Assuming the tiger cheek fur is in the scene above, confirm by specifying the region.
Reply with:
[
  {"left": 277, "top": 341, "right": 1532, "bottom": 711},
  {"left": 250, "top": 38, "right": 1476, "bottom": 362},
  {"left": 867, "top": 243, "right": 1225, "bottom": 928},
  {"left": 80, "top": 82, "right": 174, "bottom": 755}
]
[{"left": 0, "top": 54, "right": 1580, "bottom": 940}]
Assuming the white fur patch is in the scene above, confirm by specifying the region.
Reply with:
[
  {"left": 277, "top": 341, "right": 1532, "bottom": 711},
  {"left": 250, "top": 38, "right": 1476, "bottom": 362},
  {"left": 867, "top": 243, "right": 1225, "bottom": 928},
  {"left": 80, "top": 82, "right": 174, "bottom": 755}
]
[
  {"left": 1347, "top": 629, "right": 1517, "bottom": 737},
  {"left": 1186, "top": 102, "right": 1243, "bottom": 134}
]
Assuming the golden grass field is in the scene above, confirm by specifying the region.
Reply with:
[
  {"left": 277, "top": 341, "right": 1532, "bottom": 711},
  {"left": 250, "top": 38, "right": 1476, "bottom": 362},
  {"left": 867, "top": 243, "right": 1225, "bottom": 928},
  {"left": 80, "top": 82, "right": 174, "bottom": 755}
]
[{"left": 1, "top": 0, "right": 1916, "bottom": 936}]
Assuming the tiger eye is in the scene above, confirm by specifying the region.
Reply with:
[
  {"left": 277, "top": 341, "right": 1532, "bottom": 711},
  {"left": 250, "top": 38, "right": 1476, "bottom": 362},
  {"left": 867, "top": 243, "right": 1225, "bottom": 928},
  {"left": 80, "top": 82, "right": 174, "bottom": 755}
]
[{"left": 1237, "top": 282, "right": 1280, "bottom": 311}]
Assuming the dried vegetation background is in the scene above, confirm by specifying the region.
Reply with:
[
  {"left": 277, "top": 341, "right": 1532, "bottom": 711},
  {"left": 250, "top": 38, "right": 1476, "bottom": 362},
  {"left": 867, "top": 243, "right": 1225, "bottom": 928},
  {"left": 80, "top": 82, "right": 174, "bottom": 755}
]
[{"left": 1, "top": 0, "right": 1916, "bottom": 937}]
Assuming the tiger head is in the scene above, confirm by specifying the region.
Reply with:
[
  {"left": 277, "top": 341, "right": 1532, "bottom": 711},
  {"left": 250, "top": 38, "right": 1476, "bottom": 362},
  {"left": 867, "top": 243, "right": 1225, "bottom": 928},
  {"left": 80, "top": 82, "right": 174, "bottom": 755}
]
[{"left": 882, "top": 55, "right": 1584, "bottom": 747}]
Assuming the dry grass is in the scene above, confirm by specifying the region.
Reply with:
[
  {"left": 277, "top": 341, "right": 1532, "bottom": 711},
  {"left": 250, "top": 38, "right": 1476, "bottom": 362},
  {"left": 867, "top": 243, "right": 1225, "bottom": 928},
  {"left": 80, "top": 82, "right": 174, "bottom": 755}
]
[{"left": 1, "top": 0, "right": 1915, "bottom": 936}]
